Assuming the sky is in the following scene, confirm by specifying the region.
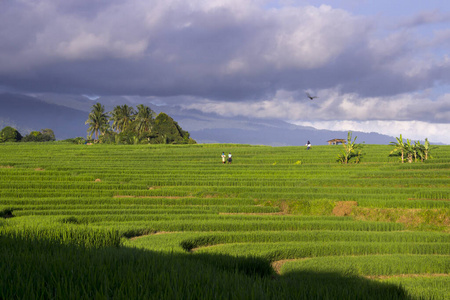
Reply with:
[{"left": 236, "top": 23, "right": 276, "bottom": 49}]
[{"left": 1, "top": 0, "right": 450, "bottom": 143}]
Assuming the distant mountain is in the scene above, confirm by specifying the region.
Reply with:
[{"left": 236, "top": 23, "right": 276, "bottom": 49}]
[
  {"left": 188, "top": 126, "right": 394, "bottom": 146},
  {"left": 0, "top": 92, "right": 397, "bottom": 145},
  {"left": 164, "top": 108, "right": 396, "bottom": 146},
  {"left": 0, "top": 93, "right": 87, "bottom": 139}
]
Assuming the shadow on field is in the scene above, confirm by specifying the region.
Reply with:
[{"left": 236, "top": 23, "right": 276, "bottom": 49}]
[{"left": 1, "top": 236, "right": 411, "bottom": 299}]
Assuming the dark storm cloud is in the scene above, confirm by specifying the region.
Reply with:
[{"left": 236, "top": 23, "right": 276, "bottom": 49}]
[
  {"left": 0, "top": 1, "right": 366, "bottom": 96},
  {"left": 0, "top": 0, "right": 278, "bottom": 99},
  {"left": 0, "top": 0, "right": 449, "bottom": 124}
]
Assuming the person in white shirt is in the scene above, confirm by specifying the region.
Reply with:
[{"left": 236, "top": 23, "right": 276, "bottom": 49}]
[{"left": 221, "top": 152, "right": 226, "bottom": 164}]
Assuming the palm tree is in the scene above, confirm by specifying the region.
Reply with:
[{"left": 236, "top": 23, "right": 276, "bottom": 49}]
[
  {"left": 390, "top": 134, "right": 406, "bottom": 163},
  {"left": 110, "top": 105, "right": 136, "bottom": 133},
  {"left": 134, "top": 104, "right": 155, "bottom": 135},
  {"left": 85, "top": 103, "right": 109, "bottom": 140},
  {"left": 110, "top": 106, "right": 121, "bottom": 133}
]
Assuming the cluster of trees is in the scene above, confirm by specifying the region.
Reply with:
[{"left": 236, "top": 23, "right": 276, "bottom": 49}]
[
  {"left": 85, "top": 103, "right": 196, "bottom": 144},
  {"left": 335, "top": 132, "right": 433, "bottom": 164},
  {"left": 0, "top": 126, "right": 56, "bottom": 143},
  {"left": 390, "top": 134, "right": 432, "bottom": 163}
]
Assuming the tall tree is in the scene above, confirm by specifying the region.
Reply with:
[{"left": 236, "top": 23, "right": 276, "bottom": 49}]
[
  {"left": 134, "top": 104, "right": 155, "bottom": 135},
  {"left": 152, "top": 112, "right": 193, "bottom": 144},
  {"left": 110, "top": 104, "right": 135, "bottom": 133},
  {"left": 0, "top": 126, "right": 22, "bottom": 143},
  {"left": 41, "top": 128, "right": 56, "bottom": 141},
  {"left": 85, "top": 103, "right": 109, "bottom": 140}
]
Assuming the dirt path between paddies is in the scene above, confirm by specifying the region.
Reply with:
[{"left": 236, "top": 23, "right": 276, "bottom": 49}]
[{"left": 219, "top": 212, "right": 286, "bottom": 216}]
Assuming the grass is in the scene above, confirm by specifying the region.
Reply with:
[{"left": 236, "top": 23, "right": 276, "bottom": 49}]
[{"left": 0, "top": 142, "right": 449, "bottom": 299}]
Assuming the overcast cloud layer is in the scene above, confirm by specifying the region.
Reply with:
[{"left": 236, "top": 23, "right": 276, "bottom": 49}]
[{"left": 1, "top": 0, "right": 449, "bottom": 143}]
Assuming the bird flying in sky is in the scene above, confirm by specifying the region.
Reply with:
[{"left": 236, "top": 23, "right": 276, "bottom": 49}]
[{"left": 306, "top": 92, "right": 318, "bottom": 100}]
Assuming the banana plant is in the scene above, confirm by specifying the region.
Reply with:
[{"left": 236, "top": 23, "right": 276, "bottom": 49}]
[
  {"left": 389, "top": 134, "right": 406, "bottom": 163},
  {"left": 337, "top": 131, "right": 363, "bottom": 164}
]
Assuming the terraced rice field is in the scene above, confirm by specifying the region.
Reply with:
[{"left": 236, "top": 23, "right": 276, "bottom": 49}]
[{"left": 1, "top": 143, "right": 449, "bottom": 299}]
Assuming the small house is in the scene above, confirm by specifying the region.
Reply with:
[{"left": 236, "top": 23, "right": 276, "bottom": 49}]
[{"left": 327, "top": 138, "right": 346, "bottom": 145}]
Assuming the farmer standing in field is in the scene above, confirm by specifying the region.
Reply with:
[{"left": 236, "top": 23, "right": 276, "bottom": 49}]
[
  {"left": 306, "top": 141, "right": 311, "bottom": 150},
  {"left": 228, "top": 152, "right": 232, "bottom": 164},
  {"left": 221, "top": 152, "right": 226, "bottom": 164}
]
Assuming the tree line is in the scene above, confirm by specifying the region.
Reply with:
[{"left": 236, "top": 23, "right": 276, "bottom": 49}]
[
  {"left": 85, "top": 103, "right": 196, "bottom": 144},
  {"left": 0, "top": 127, "right": 55, "bottom": 143},
  {"left": 0, "top": 102, "right": 195, "bottom": 145}
]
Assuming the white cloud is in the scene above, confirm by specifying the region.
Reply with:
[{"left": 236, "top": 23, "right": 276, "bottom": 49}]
[
  {"left": 261, "top": 5, "right": 368, "bottom": 69},
  {"left": 289, "top": 120, "right": 450, "bottom": 144},
  {"left": 181, "top": 89, "right": 450, "bottom": 123},
  {"left": 56, "top": 33, "right": 109, "bottom": 60},
  {"left": 179, "top": 88, "right": 450, "bottom": 144}
]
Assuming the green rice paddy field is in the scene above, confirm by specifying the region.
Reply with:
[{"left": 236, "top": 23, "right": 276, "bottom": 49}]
[{"left": 1, "top": 143, "right": 449, "bottom": 299}]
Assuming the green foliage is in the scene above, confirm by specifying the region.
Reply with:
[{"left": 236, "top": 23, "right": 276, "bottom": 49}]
[
  {"left": 0, "top": 126, "right": 22, "bottom": 142},
  {"left": 390, "top": 135, "right": 433, "bottom": 163},
  {"left": 390, "top": 134, "right": 406, "bottom": 163},
  {"left": 281, "top": 254, "right": 450, "bottom": 276},
  {"left": 85, "top": 103, "right": 109, "bottom": 140},
  {"left": 150, "top": 112, "right": 193, "bottom": 144},
  {"left": 59, "top": 216, "right": 84, "bottom": 224},
  {"left": 0, "top": 234, "right": 409, "bottom": 299},
  {"left": 134, "top": 104, "right": 155, "bottom": 135},
  {"left": 193, "top": 241, "right": 450, "bottom": 261},
  {"left": 0, "top": 207, "right": 13, "bottom": 218},
  {"left": 1, "top": 224, "right": 122, "bottom": 249},
  {"left": 97, "top": 130, "right": 117, "bottom": 144},
  {"left": 336, "top": 131, "right": 363, "bottom": 164},
  {"left": 174, "top": 231, "right": 450, "bottom": 253},
  {"left": 0, "top": 143, "right": 449, "bottom": 299},
  {"left": 381, "top": 276, "right": 450, "bottom": 300},
  {"left": 41, "top": 128, "right": 56, "bottom": 141},
  {"left": 110, "top": 104, "right": 136, "bottom": 133},
  {"left": 87, "top": 103, "right": 195, "bottom": 144},
  {"left": 62, "top": 137, "right": 86, "bottom": 144},
  {"left": 22, "top": 128, "right": 56, "bottom": 142},
  {"left": 116, "top": 129, "right": 139, "bottom": 145}
]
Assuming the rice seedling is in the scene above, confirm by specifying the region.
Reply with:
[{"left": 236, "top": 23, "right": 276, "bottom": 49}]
[{"left": 0, "top": 142, "right": 449, "bottom": 298}]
